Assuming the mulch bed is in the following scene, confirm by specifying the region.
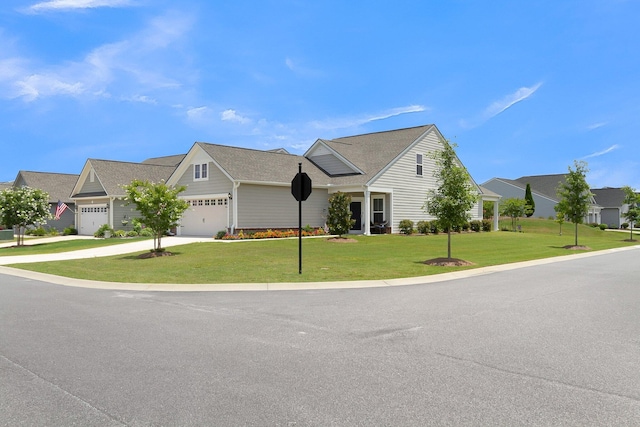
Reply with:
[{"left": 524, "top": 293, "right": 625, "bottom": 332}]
[
  {"left": 562, "top": 245, "right": 591, "bottom": 250},
  {"left": 326, "top": 237, "right": 358, "bottom": 243},
  {"left": 423, "top": 257, "right": 475, "bottom": 267},
  {"left": 138, "top": 251, "right": 174, "bottom": 259}
]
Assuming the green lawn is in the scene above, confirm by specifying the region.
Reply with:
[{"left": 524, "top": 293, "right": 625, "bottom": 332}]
[
  {"left": 8, "top": 219, "right": 638, "bottom": 284},
  {"left": 0, "top": 237, "right": 151, "bottom": 256}
]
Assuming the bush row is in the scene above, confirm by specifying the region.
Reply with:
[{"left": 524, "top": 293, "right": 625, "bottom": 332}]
[
  {"left": 399, "top": 219, "right": 492, "bottom": 235},
  {"left": 217, "top": 227, "right": 326, "bottom": 240}
]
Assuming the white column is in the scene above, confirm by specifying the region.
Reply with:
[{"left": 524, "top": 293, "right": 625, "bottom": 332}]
[
  {"left": 493, "top": 200, "right": 499, "bottom": 231},
  {"left": 364, "top": 188, "right": 371, "bottom": 235}
]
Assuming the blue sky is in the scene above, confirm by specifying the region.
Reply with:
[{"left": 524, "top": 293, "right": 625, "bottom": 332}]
[{"left": 1, "top": 0, "right": 639, "bottom": 190}]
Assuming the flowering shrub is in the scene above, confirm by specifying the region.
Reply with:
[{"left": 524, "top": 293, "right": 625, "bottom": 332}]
[{"left": 218, "top": 228, "right": 326, "bottom": 240}]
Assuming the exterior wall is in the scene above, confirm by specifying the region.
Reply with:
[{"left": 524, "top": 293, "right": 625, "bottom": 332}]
[
  {"left": 482, "top": 179, "right": 559, "bottom": 219},
  {"left": 370, "top": 130, "right": 481, "bottom": 233},
  {"left": 112, "top": 199, "right": 140, "bottom": 232},
  {"left": 236, "top": 184, "right": 328, "bottom": 229},
  {"left": 601, "top": 208, "right": 622, "bottom": 228},
  {"left": 46, "top": 203, "right": 75, "bottom": 231},
  {"left": 175, "top": 162, "right": 233, "bottom": 196},
  {"left": 79, "top": 171, "right": 105, "bottom": 194}
]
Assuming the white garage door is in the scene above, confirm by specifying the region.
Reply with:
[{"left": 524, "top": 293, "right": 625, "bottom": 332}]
[
  {"left": 79, "top": 205, "right": 108, "bottom": 235},
  {"left": 180, "top": 198, "right": 228, "bottom": 236}
]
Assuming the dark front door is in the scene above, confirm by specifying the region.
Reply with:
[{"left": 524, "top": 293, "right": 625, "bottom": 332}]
[{"left": 350, "top": 201, "right": 361, "bottom": 231}]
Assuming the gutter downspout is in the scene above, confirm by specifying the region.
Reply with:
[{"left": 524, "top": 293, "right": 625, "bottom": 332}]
[{"left": 230, "top": 182, "right": 240, "bottom": 234}]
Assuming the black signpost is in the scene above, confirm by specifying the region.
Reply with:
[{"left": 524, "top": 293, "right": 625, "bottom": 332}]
[{"left": 291, "top": 163, "right": 312, "bottom": 274}]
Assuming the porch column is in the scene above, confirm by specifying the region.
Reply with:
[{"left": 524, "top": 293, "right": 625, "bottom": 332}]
[
  {"left": 493, "top": 200, "right": 499, "bottom": 231},
  {"left": 364, "top": 188, "right": 371, "bottom": 235}
]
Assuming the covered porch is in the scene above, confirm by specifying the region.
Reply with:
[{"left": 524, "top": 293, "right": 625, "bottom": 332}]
[{"left": 330, "top": 186, "right": 393, "bottom": 236}]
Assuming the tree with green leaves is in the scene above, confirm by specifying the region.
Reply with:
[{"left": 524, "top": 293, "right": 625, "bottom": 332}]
[
  {"left": 524, "top": 183, "right": 535, "bottom": 217},
  {"left": 554, "top": 207, "right": 565, "bottom": 236},
  {"left": 556, "top": 160, "right": 592, "bottom": 247},
  {"left": 122, "top": 180, "right": 189, "bottom": 252},
  {"left": 500, "top": 198, "right": 527, "bottom": 231},
  {"left": 0, "top": 186, "right": 51, "bottom": 246},
  {"left": 621, "top": 185, "right": 639, "bottom": 241},
  {"left": 326, "top": 192, "right": 355, "bottom": 237},
  {"left": 424, "top": 140, "right": 478, "bottom": 259}
]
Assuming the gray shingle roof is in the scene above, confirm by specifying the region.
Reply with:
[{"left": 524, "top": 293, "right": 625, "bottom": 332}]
[
  {"left": 196, "top": 143, "right": 332, "bottom": 185},
  {"left": 141, "top": 154, "right": 186, "bottom": 167},
  {"left": 16, "top": 171, "right": 79, "bottom": 203},
  {"left": 86, "top": 159, "right": 177, "bottom": 196},
  {"left": 514, "top": 174, "right": 568, "bottom": 201},
  {"left": 318, "top": 125, "right": 435, "bottom": 186},
  {"left": 591, "top": 187, "right": 626, "bottom": 207}
]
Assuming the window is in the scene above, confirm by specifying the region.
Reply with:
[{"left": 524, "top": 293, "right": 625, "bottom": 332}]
[
  {"left": 194, "top": 163, "right": 208, "bottom": 180},
  {"left": 416, "top": 154, "right": 423, "bottom": 176},
  {"left": 373, "top": 198, "right": 384, "bottom": 223}
]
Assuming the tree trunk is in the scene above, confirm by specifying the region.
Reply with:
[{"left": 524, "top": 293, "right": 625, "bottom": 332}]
[
  {"left": 574, "top": 222, "right": 578, "bottom": 246},
  {"left": 447, "top": 229, "right": 452, "bottom": 259},
  {"left": 156, "top": 233, "right": 162, "bottom": 251}
]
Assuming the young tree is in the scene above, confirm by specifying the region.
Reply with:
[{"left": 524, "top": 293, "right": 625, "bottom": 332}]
[
  {"left": 424, "top": 140, "right": 478, "bottom": 259},
  {"left": 524, "top": 183, "right": 535, "bottom": 217},
  {"left": 326, "top": 192, "right": 355, "bottom": 237},
  {"left": 0, "top": 186, "right": 51, "bottom": 246},
  {"left": 621, "top": 185, "right": 639, "bottom": 241},
  {"left": 123, "top": 180, "right": 189, "bottom": 252},
  {"left": 554, "top": 205, "right": 566, "bottom": 236},
  {"left": 500, "top": 198, "right": 526, "bottom": 232},
  {"left": 556, "top": 160, "right": 592, "bottom": 246}
]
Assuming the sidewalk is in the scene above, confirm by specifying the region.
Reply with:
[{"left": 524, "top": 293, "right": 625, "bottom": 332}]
[{"left": 1, "top": 235, "right": 638, "bottom": 291}]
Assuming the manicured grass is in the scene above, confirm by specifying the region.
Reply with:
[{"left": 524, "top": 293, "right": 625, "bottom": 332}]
[
  {"left": 9, "top": 218, "right": 638, "bottom": 284},
  {"left": 0, "top": 237, "right": 151, "bottom": 256}
]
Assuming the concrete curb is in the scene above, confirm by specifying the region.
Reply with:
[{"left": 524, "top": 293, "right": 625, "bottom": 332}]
[{"left": 1, "top": 244, "right": 638, "bottom": 292}]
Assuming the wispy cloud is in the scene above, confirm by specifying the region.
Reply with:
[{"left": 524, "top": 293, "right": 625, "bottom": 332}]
[
  {"left": 285, "top": 57, "right": 324, "bottom": 78},
  {"left": 2, "top": 11, "right": 193, "bottom": 102},
  {"left": 587, "top": 122, "right": 608, "bottom": 131},
  {"left": 460, "top": 82, "right": 543, "bottom": 128},
  {"left": 221, "top": 109, "right": 251, "bottom": 124},
  {"left": 25, "top": 0, "right": 134, "bottom": 13},
  {"left": 310, "top": 105, "right": 428, "bottom": 130},
  {"left": 583, "top": 144, "right": 620, "bottom": 159}
]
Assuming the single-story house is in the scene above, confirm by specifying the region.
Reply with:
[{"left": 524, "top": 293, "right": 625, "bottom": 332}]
[
  {"left": 481, "top": 174, "right": 601, "bottom": 223},
  {"left": 70, "top": 159, "right": 179, "bottom": 235},
  {"left": 66, "top": 124, "right": 489, "bottom": 236},
  {"left": 591, "top": 187, "right": 631, "bottom": 228},
  {"left": 12, "top": 171, "right": 79, "bottom": 231}
]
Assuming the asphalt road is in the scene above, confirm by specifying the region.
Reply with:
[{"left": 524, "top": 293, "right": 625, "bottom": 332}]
[{"left": 1, "top": 249, "right": 639, "bottom": 426}]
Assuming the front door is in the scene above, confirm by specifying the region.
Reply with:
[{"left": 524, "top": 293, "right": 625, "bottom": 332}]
[{"left": 350, "top": 201, "right": 362, "bottom": 231}]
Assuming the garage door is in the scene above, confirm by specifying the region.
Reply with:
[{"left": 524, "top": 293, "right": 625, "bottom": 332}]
[
  {"left": 79, "top": 205, "right": 108, "bottom": 235},
  {"left": 180, "top": 198, "right": 228, "bottom": 236}
]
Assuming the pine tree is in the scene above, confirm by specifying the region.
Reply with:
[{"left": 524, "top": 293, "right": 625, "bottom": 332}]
[{"left": 524, "top": 183, "right": 535, "bottom": 217}]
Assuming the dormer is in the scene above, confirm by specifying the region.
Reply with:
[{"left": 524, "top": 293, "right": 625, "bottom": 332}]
[{"left": 304, "top": 140, "right": 363, "bottom": 177}]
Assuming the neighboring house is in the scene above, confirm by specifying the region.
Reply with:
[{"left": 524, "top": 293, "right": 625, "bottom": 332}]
[
  {"left": 13, "top": 171, "right": 79, "bottom": 231},
  {"left": 481, "top": 174, "right": 601, "bottom": 223},
  {"left": 166, "top": 124, "right": 486, "bottom": 236},
  {"left": 70, "top": 159, "right": 178, "bottom": 235},
  {"left": 591, "top": 187, "right": 629, "bottom": 228}
]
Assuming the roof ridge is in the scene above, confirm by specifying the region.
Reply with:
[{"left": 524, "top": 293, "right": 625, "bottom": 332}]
[
  {"left": 331, "top": 124, "right": 433, "bottom": 141},
  {"left": 196, "top": 142, "right": 303, "bottom": 157}
]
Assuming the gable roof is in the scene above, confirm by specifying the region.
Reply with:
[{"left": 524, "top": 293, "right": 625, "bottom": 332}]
[
  {"left": 15, "top": 171, "right": 79, "bottom": 203},
  {"left": 72, "top": 159, "right": 177, "bottom": 198},
  {"left": 591, "top": 187, "right": 626, "bottom": 208},
  {"left": 310, "top": 125, "right": 436, "bottom": 186},
  {"left": 141, "top": 154, "right": 186, "bottom": 167},
  {"left": 194, "top": 143, "right": 331, "bottom": 185}
]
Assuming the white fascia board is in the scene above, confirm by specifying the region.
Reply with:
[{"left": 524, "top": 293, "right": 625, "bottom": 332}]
[
  {"left": 167, "top": 143, "right": 235, "bottom": 186},
  {"left": 238, "top": 179, "right": 330, "bottom": 189}
]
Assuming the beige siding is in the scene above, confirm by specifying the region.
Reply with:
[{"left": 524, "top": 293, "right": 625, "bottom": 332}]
[
  {"left": 372, "top": 130, "right": 481, "bottom": 232},
  {"left": 175, "top": 162, "right": 233, "bottom": 196},
  {"left": 236, "top": 184, "right": 328, "bottom": 229}
]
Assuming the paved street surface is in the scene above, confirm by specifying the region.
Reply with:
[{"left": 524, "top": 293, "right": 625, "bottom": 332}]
[{"left": 1, "top": 248, "right": 639, "bottom": 425}]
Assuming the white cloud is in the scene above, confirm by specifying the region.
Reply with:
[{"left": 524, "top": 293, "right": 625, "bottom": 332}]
[
  {"left": 483, "top": 82, "right": 543, "bottom": 120},
  {"left": 26, "top": 0, "right": 133, "bottom": 13},
  {"left": 221, "top": 109, "right": 251, "bottom": 124},
  {"left": 583, "top": 144, "right": 620, "bottom": 159},
  {"left": 461, "top": 82, "right": 543, "bottom": 129},
  {"left": 2, "top": 11, "right": 192, "bottom": 102},
  {"left": 186, "top": 106, "right": 210, "bottom": 121},
  {"left": 587, "top": 122, "right": 608, "bottom": 131},
  {"left": 310, "top": 105, "right": 428, "bottom": 130},
  {"left": 123, "top": 94, "right": 157, "bottom": 104}
]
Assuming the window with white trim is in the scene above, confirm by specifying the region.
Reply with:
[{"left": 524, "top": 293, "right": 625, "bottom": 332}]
[
  {"left": 194, "top": 163, "right": 209, "bottom": 181},
  {"left": 373, "top": 197, "right": 384, "bottom": 223},
  {"left": 416, "top": 154, "right": 423, "bottom": 176}
]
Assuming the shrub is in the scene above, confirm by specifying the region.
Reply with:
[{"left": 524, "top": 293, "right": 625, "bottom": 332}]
[
  {"left": 589, "top": 222, "right": 599, "bottom": 228},
  {"left": 621, "top": 222, "right": 629, "bottom": 229},
  {"left": 47, "top": 228, "right": 60, "bottom": 236},
  {"left": 215, "top": 230, "right": 227, "bottom": 239},
  {"left": 94, "top": 224, "right": 114, "bottom": 238},
  {"left": 599, "top": 223, "right": 608, "bottom": 230},
  {"left": 63, "top": 226, "right": 78, "bottom": 235},
  {"left": 429, "top": 221, "right": 440, "bottom": 234},
  {"left": 113, "top": 230, "right": 127, "bottom": 238},
  {"left": 139, "top": 228, "right": 154, "bottom": 237},
  {"left": 461, "top": 222, "right": 470, "bottom": 232},
  {"left": 469, "top": 220, "right": 482, "bottom": 232},
  {"left": 416, "top": 220, "right": 429, "bottom": 234},
  {"left": 126, "top": 230, "right": 138, "bottom": 237},
  {"left": 399, "top": 219, "right": 414, "bottom": 235},
  {"left": 481, "top": 219, "right": 492, "bottom": 232},
  {"left": 26, "top": 227, "right": 46, "bottom": 236}
]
